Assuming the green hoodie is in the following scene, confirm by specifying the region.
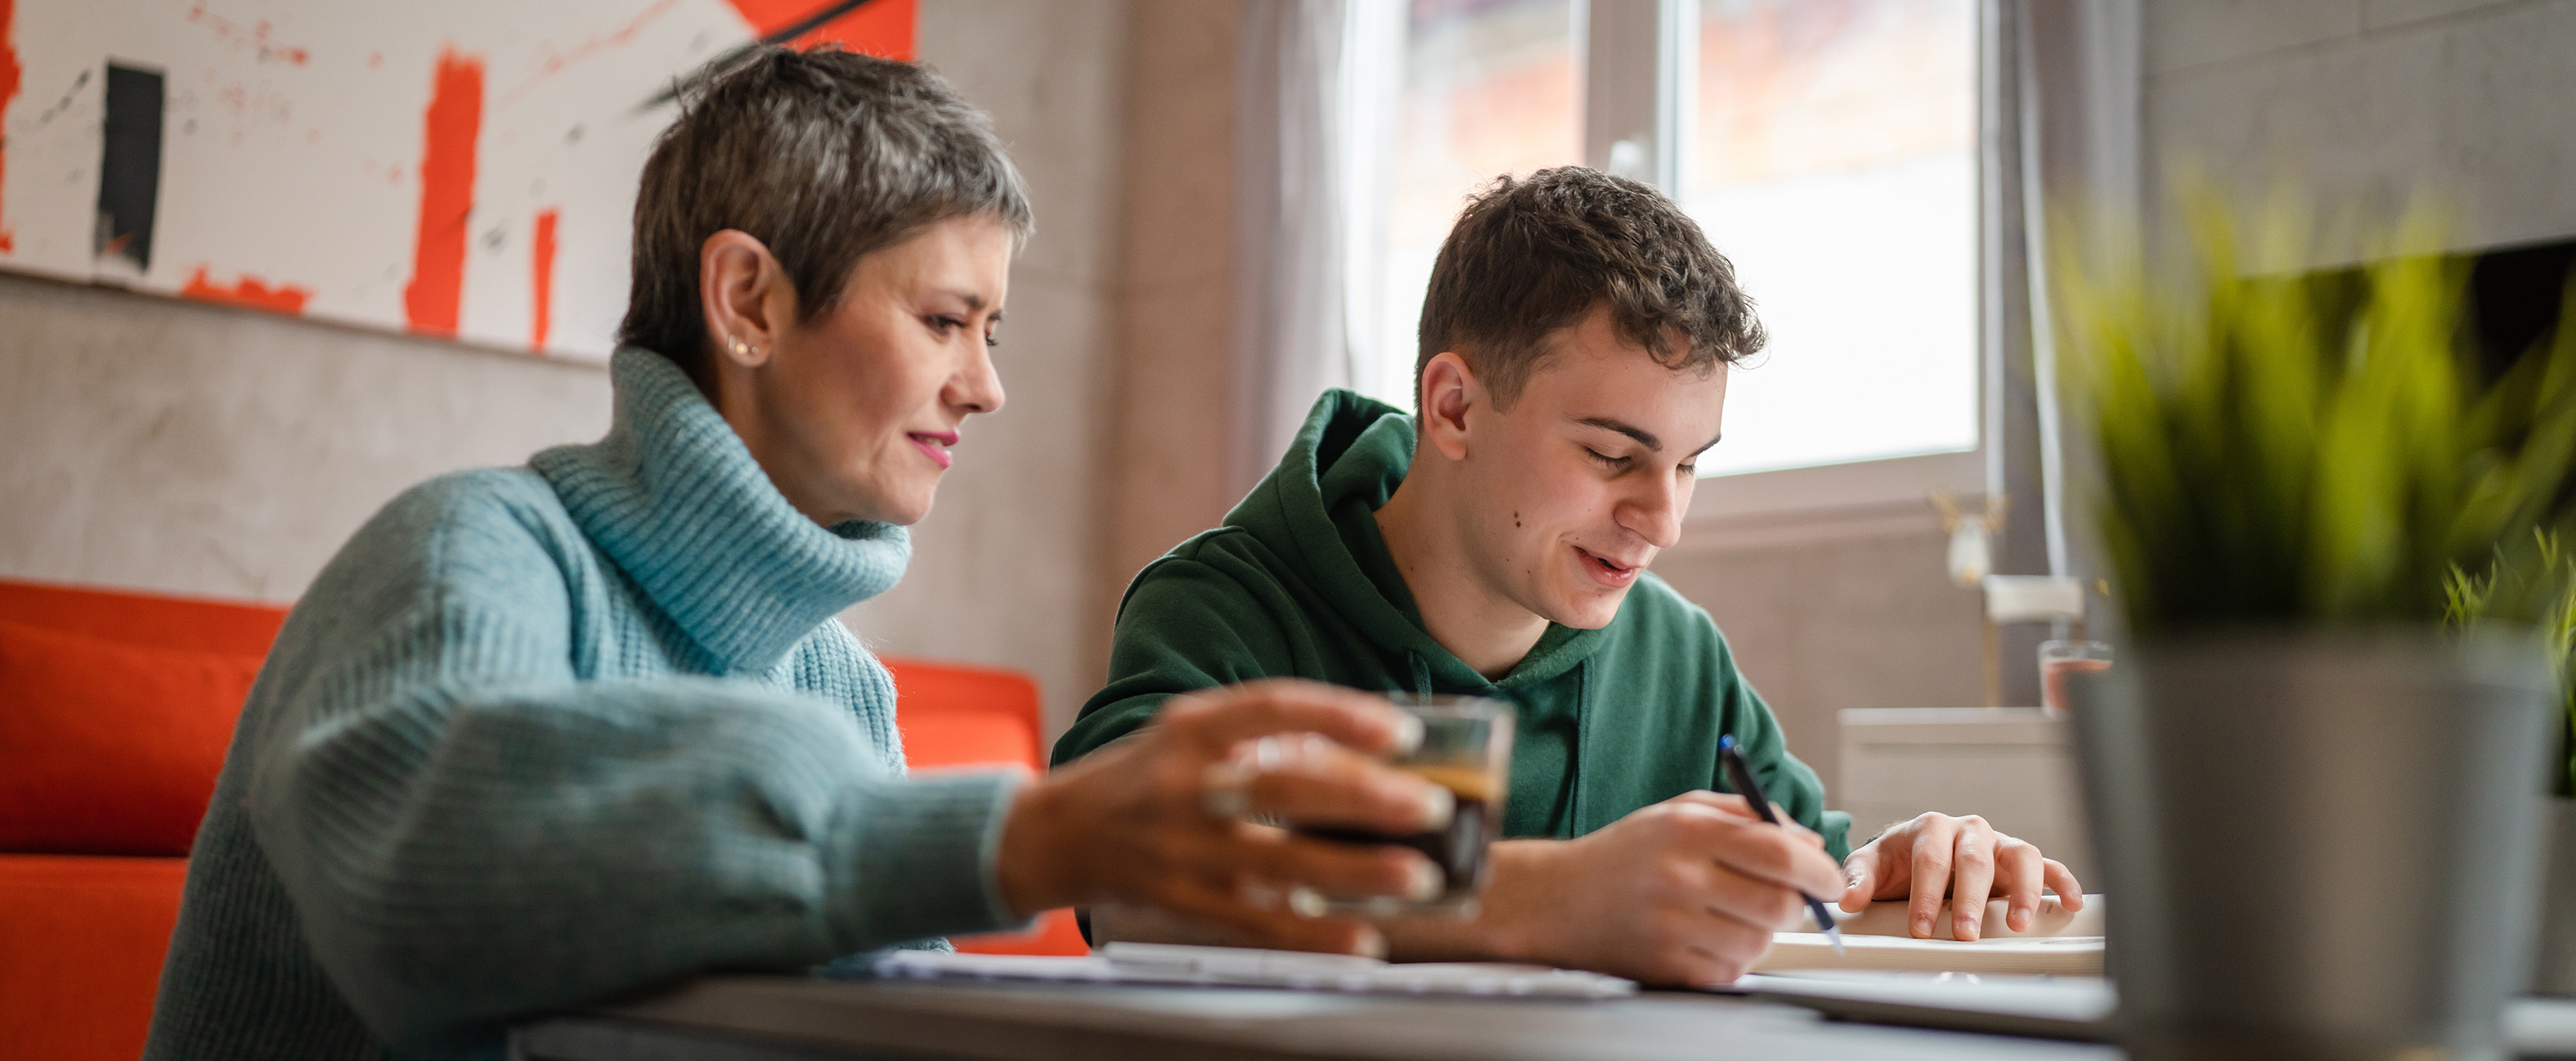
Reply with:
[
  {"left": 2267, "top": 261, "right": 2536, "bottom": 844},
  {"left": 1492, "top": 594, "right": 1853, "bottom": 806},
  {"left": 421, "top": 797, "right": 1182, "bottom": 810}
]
[{"left": 1054, "top": 390, "right": 1850, "bottom": 857}]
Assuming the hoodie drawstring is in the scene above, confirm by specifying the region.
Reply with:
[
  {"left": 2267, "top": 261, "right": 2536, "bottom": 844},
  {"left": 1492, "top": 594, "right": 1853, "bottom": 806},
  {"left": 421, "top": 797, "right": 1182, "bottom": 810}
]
[{"left": 1407, "top": 652, "right": 1434, "bottom": 698}]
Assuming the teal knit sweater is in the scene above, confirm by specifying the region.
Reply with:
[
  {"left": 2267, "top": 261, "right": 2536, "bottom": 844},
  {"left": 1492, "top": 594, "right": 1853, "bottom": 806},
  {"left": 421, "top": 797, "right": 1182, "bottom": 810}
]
[{"left": 143, "top": 348, "right": 1024, "bottom": 1060}]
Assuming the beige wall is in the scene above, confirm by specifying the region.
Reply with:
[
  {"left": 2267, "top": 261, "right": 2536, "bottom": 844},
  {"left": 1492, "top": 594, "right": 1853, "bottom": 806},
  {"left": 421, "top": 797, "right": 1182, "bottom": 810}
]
[
  {"left": 1654, "top": 524, "right": 1987, "bottom": 799},
  {"left": 1098, "top": 0, "right": 1249, "bottom": 604},
  {"left": 0, "top": 277, "right": 611, "bottom": 602}
]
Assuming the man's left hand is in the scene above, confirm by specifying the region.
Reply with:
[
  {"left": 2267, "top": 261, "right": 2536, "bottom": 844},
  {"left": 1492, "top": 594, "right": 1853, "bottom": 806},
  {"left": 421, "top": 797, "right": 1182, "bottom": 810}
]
[{"left": 1836, "top": 813, "right": 2082, "bottom": 941}]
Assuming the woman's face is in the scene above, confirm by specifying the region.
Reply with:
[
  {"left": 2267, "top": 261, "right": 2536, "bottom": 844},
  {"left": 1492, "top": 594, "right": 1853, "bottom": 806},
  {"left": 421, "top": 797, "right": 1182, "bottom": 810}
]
[{"left": 716, "top": 217, "right": 1013, "bottom": 527}]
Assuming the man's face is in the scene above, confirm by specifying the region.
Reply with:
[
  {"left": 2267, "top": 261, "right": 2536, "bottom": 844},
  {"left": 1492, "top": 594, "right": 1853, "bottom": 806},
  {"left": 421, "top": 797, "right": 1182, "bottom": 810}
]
[{"left": 1448, "top": 307, "right": 1726, "bottom": 630}]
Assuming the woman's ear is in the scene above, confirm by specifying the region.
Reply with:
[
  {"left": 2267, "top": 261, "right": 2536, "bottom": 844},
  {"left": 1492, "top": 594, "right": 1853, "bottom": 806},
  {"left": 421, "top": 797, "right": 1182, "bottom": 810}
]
[
  {"left": 1417, "top": 352, "right": 1482, "bottom": 463},
  {"left": 700, "top": 230, "right": 791, "bottom": 369}
]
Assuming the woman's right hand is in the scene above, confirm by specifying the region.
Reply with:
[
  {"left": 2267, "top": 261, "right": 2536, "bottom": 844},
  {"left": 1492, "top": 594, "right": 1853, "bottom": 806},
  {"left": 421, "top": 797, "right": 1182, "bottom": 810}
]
[{"left": 994, "top": 679, "right": 1454, "bottom": 955}]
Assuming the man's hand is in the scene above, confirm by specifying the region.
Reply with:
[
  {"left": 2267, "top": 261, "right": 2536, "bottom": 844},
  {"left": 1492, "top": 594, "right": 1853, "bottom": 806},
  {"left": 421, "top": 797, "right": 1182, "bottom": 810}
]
[
  {"left": 996, "top": 680, "right": 1454, "bottom": 956},
  {"left": 1836, "top": 812, "right": 2083, "bottom": 940},
  {"left": 1418, "top": 791, "right": 1842, "bottom": 987}
]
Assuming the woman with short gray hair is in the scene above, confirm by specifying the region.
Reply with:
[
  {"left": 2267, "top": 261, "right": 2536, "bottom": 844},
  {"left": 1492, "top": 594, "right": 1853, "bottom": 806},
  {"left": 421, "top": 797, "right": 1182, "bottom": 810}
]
[{"left": 144, "top": 47, "right": 1449, "bottom": 1061}]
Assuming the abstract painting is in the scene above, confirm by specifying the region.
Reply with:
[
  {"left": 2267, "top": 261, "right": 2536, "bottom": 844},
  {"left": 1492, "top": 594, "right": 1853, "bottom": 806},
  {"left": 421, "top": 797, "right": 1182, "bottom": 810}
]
[{"left": 0, "top": 0, "right": 915, "bottom": 361}]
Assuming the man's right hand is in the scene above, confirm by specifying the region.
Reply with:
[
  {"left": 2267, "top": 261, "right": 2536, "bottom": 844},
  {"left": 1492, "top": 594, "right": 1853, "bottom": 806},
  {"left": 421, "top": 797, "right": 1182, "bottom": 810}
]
[
  {"left": 995, "top": 680, "right": 1456, "bottom": 956},
  {"left": 1451, "top": 791, "right": 1843, "bottom": 986}
]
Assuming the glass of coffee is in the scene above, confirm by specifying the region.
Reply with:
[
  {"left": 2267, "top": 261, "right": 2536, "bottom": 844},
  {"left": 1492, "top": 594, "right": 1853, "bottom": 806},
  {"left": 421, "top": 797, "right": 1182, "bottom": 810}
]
[{"left": 1304, "top": 693, "right": 1514, "bottom": 917}]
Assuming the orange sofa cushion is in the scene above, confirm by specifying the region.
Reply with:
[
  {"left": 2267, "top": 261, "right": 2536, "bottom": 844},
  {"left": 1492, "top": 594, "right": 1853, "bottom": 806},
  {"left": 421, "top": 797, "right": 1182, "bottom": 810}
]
[
  {"left": 0, "top": 854, "right": 190, "bottom": 1061},
  {"left": 886, "top": 659, "right": 1044, "bottom": 772},
  {"left": 882, "top": 658, "right": 1087, "bottom": 956},
  {"left": 0, "top": 578, "right": 288, "bottom": 658},
  {"left": 0, "top": 621, "right": 260, "bottom": 855}
]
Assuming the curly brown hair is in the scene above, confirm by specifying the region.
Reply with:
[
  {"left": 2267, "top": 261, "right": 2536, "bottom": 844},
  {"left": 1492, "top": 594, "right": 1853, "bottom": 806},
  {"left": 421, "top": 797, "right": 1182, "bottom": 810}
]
[{"left": 1415, "top": 166, "right": 1765, "bottom": 410}]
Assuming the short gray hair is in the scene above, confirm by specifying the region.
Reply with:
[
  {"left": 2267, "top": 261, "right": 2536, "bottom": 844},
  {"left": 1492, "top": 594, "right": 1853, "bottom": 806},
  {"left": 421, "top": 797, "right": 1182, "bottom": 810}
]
[{"left": 617, "top": 47, "right": 1034, "bottom": 384}]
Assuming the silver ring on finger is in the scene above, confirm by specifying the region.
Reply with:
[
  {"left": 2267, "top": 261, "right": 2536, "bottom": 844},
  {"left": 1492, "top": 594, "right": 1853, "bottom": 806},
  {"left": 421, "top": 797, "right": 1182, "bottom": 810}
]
[{"left": 1201, "top": 759, "right": 1254, "bottom": 820}]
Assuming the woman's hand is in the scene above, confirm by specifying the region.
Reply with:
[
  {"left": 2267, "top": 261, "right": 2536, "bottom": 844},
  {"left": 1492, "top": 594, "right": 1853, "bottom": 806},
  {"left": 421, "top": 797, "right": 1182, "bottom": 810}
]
[
  {"left": 995, "top": 680, "right": 1456, "bottom": 955},
  {"left": 1836, "top": 811, "right": 2084, "bottom": 940}
]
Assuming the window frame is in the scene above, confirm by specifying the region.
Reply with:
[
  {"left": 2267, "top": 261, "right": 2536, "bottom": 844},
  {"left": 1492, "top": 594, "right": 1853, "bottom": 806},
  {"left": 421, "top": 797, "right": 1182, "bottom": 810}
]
[{"left": 1581, "top": 0, "right": 1992, "bottom": 530}]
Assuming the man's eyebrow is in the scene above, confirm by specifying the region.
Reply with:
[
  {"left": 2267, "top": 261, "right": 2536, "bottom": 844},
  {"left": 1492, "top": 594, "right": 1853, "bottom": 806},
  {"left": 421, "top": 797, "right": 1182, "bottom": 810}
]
[
  {"left": 948, "top": 290, "right": 989, "bottom": 311},
  {"left": 1577, "top": 416, "right": 1662, "bottom": 451}
]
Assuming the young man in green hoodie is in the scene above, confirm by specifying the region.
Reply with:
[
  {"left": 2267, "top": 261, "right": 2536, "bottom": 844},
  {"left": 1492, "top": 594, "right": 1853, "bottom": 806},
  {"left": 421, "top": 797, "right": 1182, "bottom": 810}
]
[{"left": 1053, "top": 167, "right": 2081, "bottom": 985}]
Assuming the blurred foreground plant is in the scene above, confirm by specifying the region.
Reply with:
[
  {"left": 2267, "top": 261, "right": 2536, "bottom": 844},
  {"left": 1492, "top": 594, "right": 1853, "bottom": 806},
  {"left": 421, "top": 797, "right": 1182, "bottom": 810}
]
[
  {"left": 2065, "top": 197, "right": 2576, "bottom": 633},
  {"left": 2066, "top": 194, "right": 2576, "bottom": 794}
]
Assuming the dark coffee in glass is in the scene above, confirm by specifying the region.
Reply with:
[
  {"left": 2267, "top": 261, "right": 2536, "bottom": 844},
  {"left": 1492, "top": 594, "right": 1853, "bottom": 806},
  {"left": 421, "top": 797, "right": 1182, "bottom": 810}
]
[{"left": 1304, "top": 695, "right": 1514, "bottom": 915}]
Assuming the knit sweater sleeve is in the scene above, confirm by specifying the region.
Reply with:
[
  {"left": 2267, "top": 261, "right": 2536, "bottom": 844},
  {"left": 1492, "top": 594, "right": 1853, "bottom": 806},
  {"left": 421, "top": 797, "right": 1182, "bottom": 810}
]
[{"left": 242, "top": 478, "right": 1020, "bottom": 1052}]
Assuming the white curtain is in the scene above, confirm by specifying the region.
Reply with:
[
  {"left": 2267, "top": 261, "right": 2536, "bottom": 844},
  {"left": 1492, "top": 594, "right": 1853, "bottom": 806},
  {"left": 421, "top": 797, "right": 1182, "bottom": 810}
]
[
  {"left": 1985, "top": 0, "right": 2141, "bottom": 582},
  {"left": 1232, "top": 0, "right": 1404, "bottom": 495}
]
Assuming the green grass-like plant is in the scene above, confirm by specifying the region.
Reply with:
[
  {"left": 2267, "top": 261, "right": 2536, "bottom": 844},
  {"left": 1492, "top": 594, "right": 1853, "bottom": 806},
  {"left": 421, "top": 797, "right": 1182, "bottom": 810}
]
[
  {"left": 2066, "top": 200, "right": 2576, "bottom": 633},
  {"left": 2067, "top": 196, "right": 2576, "bottom": 794}
]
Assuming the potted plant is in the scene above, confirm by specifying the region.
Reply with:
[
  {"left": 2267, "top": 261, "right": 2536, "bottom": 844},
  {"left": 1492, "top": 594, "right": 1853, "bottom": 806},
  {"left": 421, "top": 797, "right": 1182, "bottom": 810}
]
[
  {"left": 2448, "top": 533, "right": 2576, "bottom": 996},
  {"left": 2063, "top": 200, "right": 2576, "bottom": 1060}
]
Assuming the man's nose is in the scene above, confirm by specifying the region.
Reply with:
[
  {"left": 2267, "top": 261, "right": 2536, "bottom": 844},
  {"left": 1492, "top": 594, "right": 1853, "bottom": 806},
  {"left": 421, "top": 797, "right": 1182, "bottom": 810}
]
[{"left": 1622, "top": 475, "right": 1687, "bottom": 550}]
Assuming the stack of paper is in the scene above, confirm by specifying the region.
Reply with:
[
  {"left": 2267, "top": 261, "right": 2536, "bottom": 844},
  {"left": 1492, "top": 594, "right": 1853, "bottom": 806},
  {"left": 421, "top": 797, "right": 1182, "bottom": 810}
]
[{"left": 871, "top": 942, "right": 1638, "bottom": 999}]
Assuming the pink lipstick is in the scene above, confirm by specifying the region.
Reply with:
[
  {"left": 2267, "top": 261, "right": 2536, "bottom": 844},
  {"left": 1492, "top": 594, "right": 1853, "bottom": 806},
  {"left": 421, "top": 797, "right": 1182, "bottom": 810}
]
[{"left": 909, "top": 430, "right": 957, "bottom": 470}]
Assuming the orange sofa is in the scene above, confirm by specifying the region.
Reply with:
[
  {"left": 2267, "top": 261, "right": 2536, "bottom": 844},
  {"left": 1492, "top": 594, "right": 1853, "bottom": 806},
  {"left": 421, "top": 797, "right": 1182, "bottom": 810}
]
[{"left": 0, "top": 578, "right": 1082, "bottom": 1061}]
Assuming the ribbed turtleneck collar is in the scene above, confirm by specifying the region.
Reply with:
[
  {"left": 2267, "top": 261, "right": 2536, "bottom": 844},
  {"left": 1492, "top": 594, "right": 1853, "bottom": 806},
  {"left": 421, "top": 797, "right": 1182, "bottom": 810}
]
[{"left": 530, "top": 348, "right": 911, "bottom": 675}]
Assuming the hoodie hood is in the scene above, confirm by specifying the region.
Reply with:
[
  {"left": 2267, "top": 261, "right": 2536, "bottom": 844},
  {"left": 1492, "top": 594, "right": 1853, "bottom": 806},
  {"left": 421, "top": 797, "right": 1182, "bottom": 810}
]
[{"left": 1220, "top": 389, "right": 1612, "bottom": 695}]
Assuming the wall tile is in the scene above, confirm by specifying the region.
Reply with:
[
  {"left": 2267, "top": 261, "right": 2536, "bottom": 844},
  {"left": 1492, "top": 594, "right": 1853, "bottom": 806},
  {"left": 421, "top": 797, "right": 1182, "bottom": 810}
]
[
  {"left": 2148, "top": 0, "right": 2360, "bottom": 76},
  {"left": 2363, "top": 0, "right": 2526, "bottom": 31},
  {"left": 2149, "top": 0, "right": 2576, "bottom": 253}
]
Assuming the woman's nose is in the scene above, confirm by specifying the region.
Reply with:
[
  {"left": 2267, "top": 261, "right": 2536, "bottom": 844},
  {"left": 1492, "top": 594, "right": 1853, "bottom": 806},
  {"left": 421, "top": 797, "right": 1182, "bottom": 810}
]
[{"left": 951, "top": 343, "right": 1006, "bottom": 416}]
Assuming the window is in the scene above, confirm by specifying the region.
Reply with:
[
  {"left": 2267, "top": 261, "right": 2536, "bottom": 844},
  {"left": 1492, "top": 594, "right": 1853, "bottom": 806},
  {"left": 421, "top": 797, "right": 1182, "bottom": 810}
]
[
  {"left": 1349, "top": 0, "right": 1984, "bottom": 518},
  {"left": 1685, "top": 0, "right": 1978, "bottom": 477},
  {"left": 1355, "top": 0, "right": 1585, "bottom": 409}
]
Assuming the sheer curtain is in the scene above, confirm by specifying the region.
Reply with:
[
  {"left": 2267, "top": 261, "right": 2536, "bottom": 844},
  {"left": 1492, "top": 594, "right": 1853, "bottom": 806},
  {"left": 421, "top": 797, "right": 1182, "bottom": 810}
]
[
  {"left": 1233, "top": 0, "right": 1371, "bottom": 495},
  {"left": 1985, "top": 0, "right": 2142, "bottom": 655}
]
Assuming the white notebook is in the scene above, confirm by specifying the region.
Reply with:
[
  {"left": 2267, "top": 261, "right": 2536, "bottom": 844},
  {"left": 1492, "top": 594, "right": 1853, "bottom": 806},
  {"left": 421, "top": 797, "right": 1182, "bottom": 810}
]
[{"left": 1752, "top": 894, "right": 2104, "bottom": 976}]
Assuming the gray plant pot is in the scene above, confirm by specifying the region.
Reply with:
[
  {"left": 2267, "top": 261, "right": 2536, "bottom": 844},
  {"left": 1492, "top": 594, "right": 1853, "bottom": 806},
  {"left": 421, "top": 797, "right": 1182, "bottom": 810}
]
[
  {"left": 2069, "top": 629, "right": 2555, "bottom": 1061},
  {"left": 2539, "top": 797, "right": 2576, "bottom": 997}
]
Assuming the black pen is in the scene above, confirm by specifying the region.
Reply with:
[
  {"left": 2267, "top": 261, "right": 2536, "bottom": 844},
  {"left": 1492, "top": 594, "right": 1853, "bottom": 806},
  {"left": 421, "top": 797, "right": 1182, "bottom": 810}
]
[{"left": 1717, "top": 734, "right": 1845, "bottom": 955}]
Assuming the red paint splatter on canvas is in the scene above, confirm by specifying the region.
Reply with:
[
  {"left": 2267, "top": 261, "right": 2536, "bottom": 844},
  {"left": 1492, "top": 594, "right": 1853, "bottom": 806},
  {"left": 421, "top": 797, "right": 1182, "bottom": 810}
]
[
  {"left": 530, "top": 209, "right": 559, "bottom": 352},
  {"left": 181, "top": 266, "right": 312, "bottom": 314},
  {"left": 186, "top": 3, "right": 311, "bottom": 65},
  {"left": 404, "top": 48, "right": 482, "bottom": 338},
  {"left": 722, "top": 0, "right": 915, "bottom": 60},
  {"left": 0, "top": 0, "right": 20, "bottom": 253},
  {"left": 498, "top": 0, "right": 684, "bottom": 105}
]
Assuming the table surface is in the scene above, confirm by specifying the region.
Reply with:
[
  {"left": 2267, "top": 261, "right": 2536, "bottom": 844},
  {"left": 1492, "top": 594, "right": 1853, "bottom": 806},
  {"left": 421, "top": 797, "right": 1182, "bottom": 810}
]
[{"left": 511, "top": 973, "right": 2118, "bottom": 1061}]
